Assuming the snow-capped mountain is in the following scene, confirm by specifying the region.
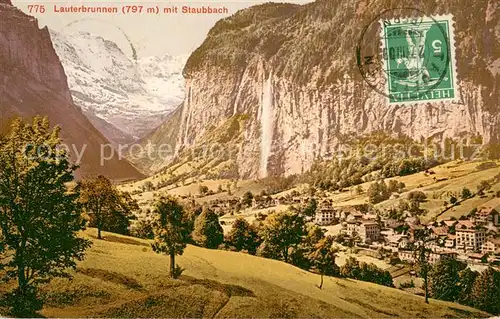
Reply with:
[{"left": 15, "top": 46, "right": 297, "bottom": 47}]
[{"left": 50, "top": 30, "right": 186, "bottom": 144}]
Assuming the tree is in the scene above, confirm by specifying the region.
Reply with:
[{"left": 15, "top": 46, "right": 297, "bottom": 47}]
[
  {"left": 198, "top": 185, "right": 209, "bottom": 195},
  {"left": 132, "top": 219, "right": 154, "bottom": 239},
  {"left": 407, "top": 190, "right": 427, "bottom": 203},
  {"left": 151, "top": 196, "right": 192, "bottom": 278},
  {"left": 456, "top": 267, "right": 478, "bottom": 306},
  {"left": 367, "top": 180, "right": 390, "bottom": 204},
  {"left": 355, "top": 185, "right": 364, "bottom": 195},
  {"left": 290, "top": 224, "right": 326, "bottom": 270},
  {"left": 78, "top": 175, "right": 138, "bottom": 239},
  {"left": 461, "top": 187, "right": 472, "bottom": 199},
  {"left": 192, "top": 207, "right": 224, "bottom": 249},
  {"left": 412, "top": 230, "right": 433, "bottom": 304},
  {"left": 0, "top": 117, "right": 90, "bottom": 316},
  {"left": 449, "top": 195, "right": 458, "bottom": 205},
  {"left": 143, "top": 181, "right": 154, "bottom": 192},
  {"left": 302, "top": 198, "right": 317, "bottom": 217},
  {"left": 259, "top": 211, "right": 305, "bottom": 263},
  {"left": 429, "top": 259, "right": 466, "bottom": 301},
  {"left": 339, "top": 256, "right": 393, "bottom": 287},
  {"left": 477, "top": 180, "right": 491, "bottom": 195},
  {"left": 225, "top": 217, "right": 259, "bottom": 254},
  {"left": 241, "top": 191, "right": 254, "bottom": 207},
  {"left": 471, "top": 267, "right": 500, "bottom": 314},
  {"left": 308, "top": 236, "right": 339, "bottom": 289},
  {"left": 407, "top": 191, "right": 427, "bottom": 214}
]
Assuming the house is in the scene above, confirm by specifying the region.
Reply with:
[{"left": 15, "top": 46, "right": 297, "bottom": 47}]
[
  {"left": 430, "top": 226, "right": 449, "bottom": 238},
  {"left": 358, "top": 221, "right": 380, "bottom": 243},
  {"left": 445, "top": 234, "right": 456, "bottom": 249},
  {"left": 387, "top": 234, "right": 409, "bottom": 250},
  {"left": 345, "top": 212, "right": 364, "bottom": 222},
  {"left": 398, "top": 250, "right": 457, "bottom": 264},
  {"left": 474, "top": 206, "right": 500, "bottom": 226},
  {"left": 455, "top": 221, "right": 486, "bottom": 252},
  {"left": 440, "top": 219, "right": 458, "bottom": 228},
  {"left": 314, "top": 207, "right": 338, "bottom": 226},
  {"left": 481, "top": 237, "right": 500, "bottom": 254},
  {"left": 467, "top": 253, "right": 488, "bottom": 263},
  {"left": 408, "top": 223, "right": 426, "bottom": 242},
  {"left": 344, "top": 220, "right": 380, "bottom": 243}
]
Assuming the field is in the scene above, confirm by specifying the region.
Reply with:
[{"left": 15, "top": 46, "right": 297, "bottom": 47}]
[
  {"left": 8, "top": 229, "right": 489, "bottom": 318},
  {"left": 321, "top": 160, "right": 500, "bottom": 222},
  {"left": 120, "top": 160, "right": 500, "bottom": 227}
]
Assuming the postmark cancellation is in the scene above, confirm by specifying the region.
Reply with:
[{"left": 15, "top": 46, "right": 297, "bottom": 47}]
[{"left": 379, "top": 14, "right": 458, "bottom": 105}]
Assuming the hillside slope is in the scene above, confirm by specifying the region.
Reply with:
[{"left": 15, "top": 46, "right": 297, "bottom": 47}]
[
  {"left": 136, "top": 0, "right": 500, "bottom": 178},
  {"left": 0, "top": 0, "right": 142, "bottom": 180},
  {"left": 30, "top": 229, "right": 489, "bottom": 318}
]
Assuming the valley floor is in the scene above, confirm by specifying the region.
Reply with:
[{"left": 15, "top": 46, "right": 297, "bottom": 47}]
[{"left": 30, "top": 229, "right": 489, "bottom": 318}]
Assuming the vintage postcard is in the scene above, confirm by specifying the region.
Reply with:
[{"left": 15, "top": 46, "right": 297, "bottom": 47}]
[{"left": 0, "top": 0, "right": 499, "bottom": 318}]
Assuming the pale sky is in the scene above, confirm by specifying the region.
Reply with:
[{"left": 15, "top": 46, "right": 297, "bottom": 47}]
[{"left": 12, "top": 0, "right": 313, "bottom": 58}]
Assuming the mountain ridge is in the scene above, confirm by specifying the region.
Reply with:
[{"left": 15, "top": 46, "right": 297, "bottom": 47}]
[
  {"left": 0, "top": 1, "right": 143, "bottom": 180},
  {"left": 51, "top": 30, "right": 186, "bottom": 143},
  {"left": 134, "top": 0, "right": 500, "bottom": 179}
]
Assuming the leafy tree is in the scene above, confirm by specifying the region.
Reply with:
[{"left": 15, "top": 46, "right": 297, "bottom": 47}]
[
  {"left": 290, "top": 224, "right": 326, "bottom": 270},
  {"left": 225, "top": 217, "right": 259, "bottom": 254},
  {"left": 471, "top": 267, "right": 500, "bottom": 314},
  {"left": 355, "top": 185, "right": 364, "bottom": 195},
  {"left": 302, "top": 198, "right": 317, "bottom": 217},
  {"left": 143, "top": 181, "right": 154, "bottom": 192},
  {"left": 429, "top": 259, "right": 466, "bottom": 301},
  {"left": 241, "top": 191, "right": 254, "bottom": 206},
  {"left": 340, "top": 257, "right": 393, "bottom": 287},
  {"left": 412, "top": 230, "right": 433, "bottom": 304},
  {"left": 0, "top": 117, "right": 90, "bottom": 316},
  {"left": 259, "top": 211, "right": 305, "bottom": 263},
  {"left": 407, "top": 190, "right": 427, "bottom": 203},
  {"left": 132, "top": 219, "right": 154, "bottom": 239},
  {"left": 387, "top": 180, "right": 399, "bottom": 193},
  {"left": 192, "top": 207, "right": 224, "bottom": 249},
  {"left": 78, "top": 175, "right": 138, "bottom": 238},
  {"left": 477, "top": 180, "right": 491, "bottom": 195},
  {"left": 340, "top": 256, "right": 361, "bottom": 279},
  {"left": 367, "top": 180, "right": 391, "bottom": 204},
  {"left": 407, "top": 191, "right": 427, "bottom": 214},
  {"left": 151, "top": 196, "right": 192, "bottom": 278},
  {"left": 198, "top": 185, "right": 209, "bottom": 195},
  {"left": 456, "top": 267, "right": 478, "bottom": 306},
  {"left": 461, "top": 187, "right": 472, "bottom": 199},
  {"left": 449, "top": 195, "right": 458, "bottom": 205},
  {"left": 308, "top": 236, "right": 339, "bottom": 289}
]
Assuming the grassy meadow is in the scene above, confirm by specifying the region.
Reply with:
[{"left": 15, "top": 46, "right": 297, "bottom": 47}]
[{"left": 12, "top": 229, "right": 488, "bottom": 318}]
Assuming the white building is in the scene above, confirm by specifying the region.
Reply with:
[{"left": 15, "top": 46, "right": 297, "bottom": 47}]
[
  {"left": 314, "top": 208, "right": 337, "bottom": 225},
  {"left": 455, "top": 221, "right": 486, "bottom": 252}
]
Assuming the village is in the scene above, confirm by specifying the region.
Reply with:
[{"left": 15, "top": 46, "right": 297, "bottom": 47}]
[{"left": 203, "top": 192, "right": 500, "bottom": 269}]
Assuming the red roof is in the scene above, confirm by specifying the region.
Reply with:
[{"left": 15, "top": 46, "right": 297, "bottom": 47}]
[
  {"left": 443, "top": 220, "right": 457, "bottom": 227},
  {"left": 431, "top": 226, "right": 448, "bottom": 236},
  {"left": 457, "top": 220, "right": 475, "bottom": 229}
]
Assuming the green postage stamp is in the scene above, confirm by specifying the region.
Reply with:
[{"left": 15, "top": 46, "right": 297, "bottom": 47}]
[{"left": 380, "top": 14, "right": 457, "bottom": 104}]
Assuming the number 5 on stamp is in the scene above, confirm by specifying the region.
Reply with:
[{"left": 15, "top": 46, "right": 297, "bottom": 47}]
[{"left": 380, "top": 15, "right": 457, "bottom": 104}]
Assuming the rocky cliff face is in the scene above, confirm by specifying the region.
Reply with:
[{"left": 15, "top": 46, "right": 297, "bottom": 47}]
[
  {"left": 140, "top": 0, "right": 500, "bottom": 179},
  {"left": 0, "top": 1, "right": 143, "bottom": 180}
]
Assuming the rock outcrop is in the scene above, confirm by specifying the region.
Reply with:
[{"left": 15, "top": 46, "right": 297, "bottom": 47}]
[
  {"left": 137, "top": 0, "right": 500, "bottom": 178},
  {"left": 0, "top": 2, "right": 143, "bottom": 180}
]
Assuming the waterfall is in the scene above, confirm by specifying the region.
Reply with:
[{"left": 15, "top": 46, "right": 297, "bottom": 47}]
[
  {"left": 183, "top": 86, "right": 192, "bottom": 145},
  {"left": 260, "top": 73, "right": 273, "bottom": 178}
]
